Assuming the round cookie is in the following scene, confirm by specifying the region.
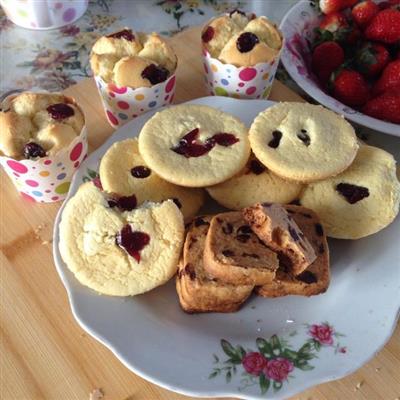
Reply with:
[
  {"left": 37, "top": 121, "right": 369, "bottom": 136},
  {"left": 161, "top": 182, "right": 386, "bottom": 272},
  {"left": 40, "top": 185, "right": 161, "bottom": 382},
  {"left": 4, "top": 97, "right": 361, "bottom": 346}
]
[
  {"left": 207, "top": 155, "right": 303, "bottom": 210},
  {"left": 138, "top": 104, "right": 251, "bottom": 187},
  {"left": 249, "top": 102, "right": 359, "bottom": 182},
  {"left": 99, "top": 138, "right": 204, "bottom": 219},
  {"left": 300, "top": 145, "right": 400, "bottom": 239},
  {"left": 59, "top": 182, "right": 184, "bottom": 296}
]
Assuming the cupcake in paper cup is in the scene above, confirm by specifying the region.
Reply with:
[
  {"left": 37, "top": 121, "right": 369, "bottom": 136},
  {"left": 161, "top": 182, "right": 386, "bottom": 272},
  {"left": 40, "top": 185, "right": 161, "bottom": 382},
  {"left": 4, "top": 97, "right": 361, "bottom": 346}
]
[
  {"left": 90, "top": 28, "right": 177, "bottom": 128},
  {"left": 0, "top": 92, "right": 88, "bottom": 203},
  {"left": 201, "top": 10, "right": 283, "bottom": 99}
]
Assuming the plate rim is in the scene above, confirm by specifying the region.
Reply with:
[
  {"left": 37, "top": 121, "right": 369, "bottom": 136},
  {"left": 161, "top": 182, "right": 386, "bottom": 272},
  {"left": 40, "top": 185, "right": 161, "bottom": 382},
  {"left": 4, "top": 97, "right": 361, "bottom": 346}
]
[
  {"left": 279, "top": 0, "right": 400, "bottom": 138},
  {"left": 53, "top": 96, "right": 400, "bottom": 400}
]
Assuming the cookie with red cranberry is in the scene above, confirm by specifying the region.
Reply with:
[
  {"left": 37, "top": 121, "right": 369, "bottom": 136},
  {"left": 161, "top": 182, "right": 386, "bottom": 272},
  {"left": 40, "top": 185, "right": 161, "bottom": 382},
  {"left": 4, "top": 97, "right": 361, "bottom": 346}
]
[
  {"left": 90, "top": 29, "right": 176, "bottom": 85},
  {"left": 206, "top": 154, "right": 303, "bottom": 210},
  {"left": 249, "top": 102, "right": 359, "bottom": 182},
  {"left": 59, "top": 182, "right": 184, "bottom": 296},
  {"left": 203, "top": 212, "right": 279, "bottom": 285},
  {"left": 99, "top": 138, "right": 204, "bottom": 219},
  {"left": 300, "top": 145, "right": 400, "bottom": 239},
  {"left": 176, "top": 215, "right": 253, "bottom": 313},
  {"left": 0, "top": 92, "right": 84, "bottom": 159},
  {"left": 138, "top": 104, "right": 250, "bottom": 187},
  {"left": 256, "top": 205, "right": 330, "bottom": 297}
]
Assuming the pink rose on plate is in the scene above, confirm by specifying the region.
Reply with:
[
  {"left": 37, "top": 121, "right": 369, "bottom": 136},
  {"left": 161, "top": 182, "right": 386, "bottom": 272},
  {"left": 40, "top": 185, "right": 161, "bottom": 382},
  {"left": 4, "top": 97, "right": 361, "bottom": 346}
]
[
  {"left": 242, "top": 352, "right": 268, "bottom": 376},
  {"left": 309, "top": 323, "right": 334, "bottom": 345},
  {"left": 263, "top": 357, "right": 294, "bottom": 382}
]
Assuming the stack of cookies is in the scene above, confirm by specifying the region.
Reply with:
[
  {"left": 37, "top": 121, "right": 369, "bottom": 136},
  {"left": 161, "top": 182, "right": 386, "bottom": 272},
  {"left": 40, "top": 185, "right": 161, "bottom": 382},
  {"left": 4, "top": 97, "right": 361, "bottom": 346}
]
[{"left": 176, "top": 203, "right": 329, "bottom": 313}]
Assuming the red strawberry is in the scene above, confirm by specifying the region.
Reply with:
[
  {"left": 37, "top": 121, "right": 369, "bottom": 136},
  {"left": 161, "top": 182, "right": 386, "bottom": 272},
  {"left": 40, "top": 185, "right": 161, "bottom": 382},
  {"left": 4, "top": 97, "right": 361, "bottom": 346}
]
[
  {"left": 312, "top": 41, "right": 345, "bottom": 83},
  {"left": 320, "top": 0, "right": 358, "bottom": 14},
  {"left": 332, "top": 69, "right": 370, "bottom": 106},
  {"left": 356, "top": 43, "right": 390, "bottom": 77},
  {"left": 364, "top": 9, "right": 400, "bottom": 43},
  {"left": 351, "top": 0, "right": 379, "bottom": 28},
  {"left": 362, "top": 89, "right": 400, "bottom": 123},
  {"left": 319, "top": 11, "right": 349, "bottom": 32},
  {"left": 372, "top": 60, "right": 400, "bottom": 95}
]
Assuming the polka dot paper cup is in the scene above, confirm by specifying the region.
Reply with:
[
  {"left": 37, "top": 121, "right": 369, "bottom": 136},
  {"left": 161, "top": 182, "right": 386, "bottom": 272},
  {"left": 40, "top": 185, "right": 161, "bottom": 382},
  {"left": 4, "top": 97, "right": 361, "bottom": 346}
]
[
  {"left": 94, "top": 74, "right": 176, "bottom": 128},
  {"left": 0, "top": 130, "right": 88, "bottom": 203},
  {"left": 0, "top": 0, "right": 88, "bottom": 30},
  {"left": 202, "top": 47, "right": 282, "bottom": 99}
]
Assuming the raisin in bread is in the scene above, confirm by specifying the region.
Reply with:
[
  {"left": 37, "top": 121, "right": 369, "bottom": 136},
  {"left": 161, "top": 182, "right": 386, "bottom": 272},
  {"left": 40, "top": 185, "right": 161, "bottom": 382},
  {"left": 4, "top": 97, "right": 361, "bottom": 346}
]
[
  {"left": 256, "top": 205, "right": 330, "bottom": 297},
  {"left": 203, "top": 212, "right": 278, "bottom": 285},
  {"left": 243, "top": 203, "right": 316, "bottom": 275},
  {"left": 176, "top": 216, "right": 253, "bottom": 313}
]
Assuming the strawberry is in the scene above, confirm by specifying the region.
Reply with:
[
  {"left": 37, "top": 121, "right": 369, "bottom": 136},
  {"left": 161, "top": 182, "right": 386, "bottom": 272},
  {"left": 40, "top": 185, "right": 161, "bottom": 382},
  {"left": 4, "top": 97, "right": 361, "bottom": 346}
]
[
  {"left": 351, "top": 0, "right": 379, "bottom": 28},
  {"left": 312, "top": 41, "right": 345, "bottom": 83},
  {"left": 332, "top": 69, "right": 370, "bottom": 106},
  {"left": 364, "top": 9, "right": 400, "bottom": 44},
  {"left": 314, "top": 12, "right": 350, "bottom": 44},
  {"left": 356, "top": 43, "right": 390, "bottom": 77},
  {"left": 362, "top": 89, "right": 400, "bottom": 123},
  {"left": 319, "top": 0, "right": 358, "bottom": 14},
  {"left": 372, "top": 60, "right": 400, "bottom": 95}
]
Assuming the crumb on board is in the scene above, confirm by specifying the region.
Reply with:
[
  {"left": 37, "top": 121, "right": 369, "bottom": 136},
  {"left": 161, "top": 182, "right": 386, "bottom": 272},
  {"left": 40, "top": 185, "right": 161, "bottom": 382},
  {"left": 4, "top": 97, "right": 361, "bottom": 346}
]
[
  {"left": 89, "top": 388, "right": 103, "bottom": 400},
  {"left": 354, "top": 380, "right": 364, "bottom": 391}
]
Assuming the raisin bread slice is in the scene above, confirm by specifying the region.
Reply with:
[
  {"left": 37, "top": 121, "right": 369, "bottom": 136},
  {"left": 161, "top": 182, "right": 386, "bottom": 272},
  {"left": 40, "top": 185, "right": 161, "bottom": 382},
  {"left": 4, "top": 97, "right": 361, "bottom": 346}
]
[
  {"left": 256, "top": 205, "right": 330, "bottom": 297},
  {"left": 243, "top": 203, "right": 316, "bottom": 275},
  {"left": 203, "top": 212, "right": 279, "bottom": 285},
  {"left": 176, "top": 216, "right": 253, "bottom": 313}
]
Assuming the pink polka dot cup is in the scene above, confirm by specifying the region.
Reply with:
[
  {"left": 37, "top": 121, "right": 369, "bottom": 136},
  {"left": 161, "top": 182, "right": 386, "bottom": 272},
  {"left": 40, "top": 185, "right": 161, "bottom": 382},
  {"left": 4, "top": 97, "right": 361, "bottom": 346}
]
[
  {"left": 0, "top": 126, "right": 88, "bottom": 203},
  {"left": 202, "top": 46, "right": 282, "bottom": 100},
  {"left": 94, "top": 74, "right": 176, "bottom": 128},
  {"left": 0, "top": 0, "right": 88, "bottom": 30}
]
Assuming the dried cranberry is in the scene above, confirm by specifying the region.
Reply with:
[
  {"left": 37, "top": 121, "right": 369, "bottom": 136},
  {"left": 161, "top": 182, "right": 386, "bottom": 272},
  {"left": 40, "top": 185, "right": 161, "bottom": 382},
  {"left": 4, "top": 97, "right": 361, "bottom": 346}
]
[
  {"left": 315, "top": 223, "right": 324, "bottom": 236},
  {"left": 141, "top": 64, "right": 169, "bottom": 85},
  {"left": 297, "top": 270, "right": 317, "bottom": 284},
  {"left": 336, "top": 183, "right": 369, "bottom": 204},
  {"left": 237, "top": 225, "right": 252, "bottom": 235},
  {"left": 107, "top": 29, "right": 135, "bottom": 41},
  {"left": 297, "top": 129, "right": 310, "bottom": 146},
  {"left": 208, "top": 133, "right": 239, "bottom": 147},
  {"left": 115, "top": 224, "right": 150, "bottom": 262},
  {"left": 236, "top": 32, "right": 259, "bottom": 53},
  {"left": 171, "top": 128, "right": 239, "bottom": 158},
  {"left": 47, "top": 103, "right": 74, "bottom": 120},
  {"left": 249, "top": 159, "right": 266, "bottom": 175},
  {"left": 202, "top": 26, "right": 215, "bottom": 43},
  {"left": 172, "top": 197, "right": 182, "bottom": 209},
  {"left": 184, "top": 263, "right": 196, "bottom": 280},
  {"left": 194, "top": 217, "right": 209, "bottom": 227},
  {"left": 222, "top": 249, "right": 235, "bottom": 257},
  {"left": 131, "top": 166, "right": 151, "bottom": 178},
  {"left": 107, "top": 198, "right": 118, "bottom": 208},
  {"left": 23, "top": 142, "right": 45, "bottom": 159},
  {"left": 268, "top": 130, "right": 282, "bottom": 148},
  {"left": 108, "top": 194, "right": 137, "bottom": 211}
]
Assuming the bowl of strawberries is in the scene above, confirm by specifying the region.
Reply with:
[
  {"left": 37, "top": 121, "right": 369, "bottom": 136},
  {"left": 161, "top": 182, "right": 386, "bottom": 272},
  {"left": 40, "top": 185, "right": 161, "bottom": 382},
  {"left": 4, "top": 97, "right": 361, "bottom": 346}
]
[{"left": 280, "top": 0, "right": 400, "bottom": 136}]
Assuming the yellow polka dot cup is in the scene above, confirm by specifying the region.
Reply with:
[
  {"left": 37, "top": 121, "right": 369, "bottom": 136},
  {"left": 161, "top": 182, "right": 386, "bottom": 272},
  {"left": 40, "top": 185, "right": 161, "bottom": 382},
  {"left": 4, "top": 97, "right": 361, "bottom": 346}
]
[
  {"left": 202, "top": 46, "right": 282, "bottom": 99},
  {"left": 94, "top": 74, "right": 176, "bottom": 128},
  {"left": 0, "top": 94, "right": 88, "bottom": 203}
]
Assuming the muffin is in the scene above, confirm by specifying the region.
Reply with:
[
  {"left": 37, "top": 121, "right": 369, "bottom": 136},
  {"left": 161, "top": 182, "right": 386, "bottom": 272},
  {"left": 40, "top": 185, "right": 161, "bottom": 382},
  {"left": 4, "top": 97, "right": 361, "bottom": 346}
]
[
  {"left": 90, "top": 28, "right": 177, "bottom": 88},
  {"left": 201, "top": 10, "right": 283, "bottom": 67},
  {"left": 0, "top": 92, "right": 84, "bottom": 159}
]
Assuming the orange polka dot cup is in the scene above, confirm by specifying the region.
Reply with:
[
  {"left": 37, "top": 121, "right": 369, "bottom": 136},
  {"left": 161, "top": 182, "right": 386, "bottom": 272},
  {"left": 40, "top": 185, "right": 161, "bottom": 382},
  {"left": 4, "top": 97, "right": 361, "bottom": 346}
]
[
  {"left": 202, "top": 48, "right": 282, "bottom": 99},
  {"left": 94, "top": 74, "right": 176, "bottom": 128},
  {"left": 0, "top": 131, "right": 88, "bottom": 203}
]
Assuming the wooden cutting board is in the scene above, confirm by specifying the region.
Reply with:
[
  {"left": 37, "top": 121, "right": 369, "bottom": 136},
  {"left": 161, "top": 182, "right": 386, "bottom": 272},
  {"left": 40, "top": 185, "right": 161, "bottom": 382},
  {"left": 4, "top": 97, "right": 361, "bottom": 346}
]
[{"left": 1, "top": 27, "right": 399, "bottom": 400}]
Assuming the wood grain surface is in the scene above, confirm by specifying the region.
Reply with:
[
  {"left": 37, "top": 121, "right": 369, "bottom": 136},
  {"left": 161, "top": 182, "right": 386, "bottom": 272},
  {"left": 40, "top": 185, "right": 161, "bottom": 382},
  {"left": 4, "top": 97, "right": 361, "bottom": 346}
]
[{"left": 1, "top": 27, "right": 399, "bottom": 400}]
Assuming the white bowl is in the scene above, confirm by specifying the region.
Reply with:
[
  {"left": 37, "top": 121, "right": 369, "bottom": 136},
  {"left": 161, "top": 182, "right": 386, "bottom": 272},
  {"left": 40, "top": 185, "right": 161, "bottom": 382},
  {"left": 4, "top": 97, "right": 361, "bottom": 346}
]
[{"left": 279, "top": 0, "right": 400, "bottom": 137}]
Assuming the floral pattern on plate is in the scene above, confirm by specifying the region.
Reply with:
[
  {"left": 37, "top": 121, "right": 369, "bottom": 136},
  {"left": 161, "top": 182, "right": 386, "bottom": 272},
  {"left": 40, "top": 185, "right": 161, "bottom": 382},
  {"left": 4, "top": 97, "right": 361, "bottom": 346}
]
[{"left": 210, "top": 322, "right": 346, "bottom": 395}]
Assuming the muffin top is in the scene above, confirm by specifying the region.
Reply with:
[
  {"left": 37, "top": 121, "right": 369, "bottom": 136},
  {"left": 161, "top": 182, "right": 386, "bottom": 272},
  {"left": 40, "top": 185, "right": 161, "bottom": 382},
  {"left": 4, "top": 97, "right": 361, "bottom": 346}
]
[
  {"left": 0, "top": 92, "right": 84, "bottom": 159},
  {"left": 90, "top": 28, "right": 177, "bottom": 88},
  {"left": 201, "top": 10, "right": 283, "bottom": 67}
]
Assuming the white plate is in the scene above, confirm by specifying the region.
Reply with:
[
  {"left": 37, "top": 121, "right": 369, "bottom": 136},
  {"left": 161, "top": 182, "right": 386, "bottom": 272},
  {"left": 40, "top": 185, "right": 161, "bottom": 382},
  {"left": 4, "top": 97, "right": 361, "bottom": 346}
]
[
  {"left": 53, "top": 97, "right": 400, "bottom": 400},
  {"left": 279, "top": 0, "right": 400, "bottom": 137}
]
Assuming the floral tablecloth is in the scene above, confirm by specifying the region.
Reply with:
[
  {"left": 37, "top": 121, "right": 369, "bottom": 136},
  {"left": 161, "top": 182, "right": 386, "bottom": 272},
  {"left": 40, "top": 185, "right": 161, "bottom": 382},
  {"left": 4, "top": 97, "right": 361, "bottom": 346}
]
[{"left": 0, "top": 0, "right": 299, "bottom": 96}]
